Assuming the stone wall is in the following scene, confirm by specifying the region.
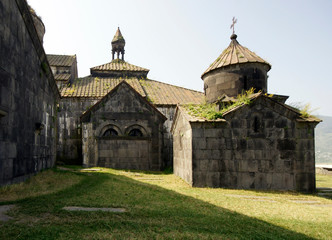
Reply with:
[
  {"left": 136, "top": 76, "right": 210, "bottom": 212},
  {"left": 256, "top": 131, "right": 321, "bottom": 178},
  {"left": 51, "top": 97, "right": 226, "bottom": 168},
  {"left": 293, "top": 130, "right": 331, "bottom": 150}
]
[
  {"left": 172, "top": 110, "right": 193, "bottom": 184},
  {"left": 57, "top": 98, "right": 97, "bottom": 164},
  {"left": 203, "top": 63, "right": 268, "bottom": 102},
  {"left": 157, "top": 106, "right": 176, "bottom": 167},
  {"left": 58, "top": 99, "right": 176, "bottom": 167},
  {"left": 82, "top": 82, "right": 166, "bottom": 170},
  {"left": 174, "top": 97, "right": 318, "bottom": 192},
  {"left": 0, "top": 0, "right": 59, "bottom": 185}
]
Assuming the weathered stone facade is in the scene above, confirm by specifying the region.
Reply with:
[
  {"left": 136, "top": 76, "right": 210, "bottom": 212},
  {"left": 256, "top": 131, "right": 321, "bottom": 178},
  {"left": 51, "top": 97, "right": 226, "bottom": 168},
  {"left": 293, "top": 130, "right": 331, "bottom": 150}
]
[
  {"left": 172, "top": 97, "right": 318, "bottom": 192},
  {"left": 203, "top": 63, "right": 269, "bottom": 102},
  {"left": 0, "top": 0, "right": 59, "bottom": 185},
  {"left": 57, "top": 98, "right": 97, "bottom": 164},
  {"left": 172, "top": 33, "right": 320, "bottom": 192},
  {"left": 81, "top": 82, "right": 166, "bottom": 170},
  {"left": 51, "top": 28, "right": 203, "bottom": 169},
  {"left": 156, "top": 106, "right": 176, "bottom": 167}
]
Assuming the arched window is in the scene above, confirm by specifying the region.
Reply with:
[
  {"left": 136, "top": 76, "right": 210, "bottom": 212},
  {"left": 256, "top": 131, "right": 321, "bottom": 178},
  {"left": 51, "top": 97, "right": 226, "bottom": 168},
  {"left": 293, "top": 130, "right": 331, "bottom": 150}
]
[
  {"left": 128, "top": 129, "right": 143, "bottom": 137},
  {"left": 243, "top": 76, "right": 248, "bottom": 90},
  {"left": 253, "top": 116, "right": 261, "bottom": 133},
  {"left": 103, "top": 128, "right": 118, "bottom": 137}
]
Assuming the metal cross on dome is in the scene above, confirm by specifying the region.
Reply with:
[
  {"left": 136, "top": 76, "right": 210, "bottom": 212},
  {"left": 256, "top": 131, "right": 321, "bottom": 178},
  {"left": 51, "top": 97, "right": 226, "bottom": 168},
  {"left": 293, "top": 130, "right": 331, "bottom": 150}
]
[{"left": 230, "top": 17, "right": 237, "bottom": 34}]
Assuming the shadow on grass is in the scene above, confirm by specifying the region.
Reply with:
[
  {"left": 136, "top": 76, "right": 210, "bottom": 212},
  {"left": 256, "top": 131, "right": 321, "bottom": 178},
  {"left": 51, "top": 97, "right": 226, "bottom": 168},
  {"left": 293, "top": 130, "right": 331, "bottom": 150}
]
[{"left": 0, "top": 169, "right": 314, "bottom": 240}]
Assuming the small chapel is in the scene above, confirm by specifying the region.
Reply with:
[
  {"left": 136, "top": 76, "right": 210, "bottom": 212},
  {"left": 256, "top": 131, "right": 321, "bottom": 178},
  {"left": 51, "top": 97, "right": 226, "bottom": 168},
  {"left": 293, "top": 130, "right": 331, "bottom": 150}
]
[
  {"left": 172, "top": 32, "right": 320, "bottom": 192},
  {"left": 0, "top": 0, "right": 320, "bottom": 192}
]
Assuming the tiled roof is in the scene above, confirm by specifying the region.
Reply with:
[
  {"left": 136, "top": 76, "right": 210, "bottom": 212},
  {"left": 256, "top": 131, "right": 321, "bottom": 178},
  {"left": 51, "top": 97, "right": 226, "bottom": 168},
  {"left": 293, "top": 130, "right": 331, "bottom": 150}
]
[
  {"left": 60, "top": 77, "right": 146, "bottom": 98},
  {"left": 60, "top": 77, "right": 204, "bottom": 105},
  {"left": 54, "top": 73, "right": 71, "bottom": 81},
  {"left": 202, "top": 34, "right": 271, "bottom": 77},
  {"left": 47, "top": 54, "right": 76, "bottom": 67},
  {"left": 90, "top": 60, "right": 149, "bottom": 72},
  {"left": 81, "top": 81, "right": 167, "bottom": 122},
  {"left": 139, "top": 79, "right": 204, "bottom": 105}
]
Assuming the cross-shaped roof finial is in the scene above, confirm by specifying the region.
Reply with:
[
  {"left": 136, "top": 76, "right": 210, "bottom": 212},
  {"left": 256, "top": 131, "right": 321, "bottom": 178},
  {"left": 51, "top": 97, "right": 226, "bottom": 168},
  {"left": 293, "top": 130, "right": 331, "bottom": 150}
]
[{"left": 230, "top": 17, "right": 237, "bottom": 34}]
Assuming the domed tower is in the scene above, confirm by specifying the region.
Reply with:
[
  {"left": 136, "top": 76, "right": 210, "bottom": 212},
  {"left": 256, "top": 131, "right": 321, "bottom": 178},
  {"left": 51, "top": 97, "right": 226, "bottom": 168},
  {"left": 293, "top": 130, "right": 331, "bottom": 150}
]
[
  {"left": 201, "top": 33, "right": 271, "bottom": 103},
  {"left": 29, "top": 5, "right": 45, "bottom": 44},
  {"left": 111, "top": 27, "right": 125, "bottom": 61}
]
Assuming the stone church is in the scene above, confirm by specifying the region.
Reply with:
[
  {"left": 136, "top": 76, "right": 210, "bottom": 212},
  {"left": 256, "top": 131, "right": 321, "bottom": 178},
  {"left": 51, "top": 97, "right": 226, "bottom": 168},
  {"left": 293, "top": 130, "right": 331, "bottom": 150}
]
[
  {"left": 0, "top": 0, "right": 320, "bottom": 192},
  {"left": 172, "top": 33, "right": 320, "bottom": 192},
  {"left": 52, "top": 27, "right": 203, "bottom": 169}
]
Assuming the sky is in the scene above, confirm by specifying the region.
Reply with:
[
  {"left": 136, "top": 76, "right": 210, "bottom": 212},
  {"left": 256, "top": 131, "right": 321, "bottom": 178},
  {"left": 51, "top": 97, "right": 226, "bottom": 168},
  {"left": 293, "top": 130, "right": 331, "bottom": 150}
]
[{"left": 28, "top": 0, "right": 332, "bottom": 116}]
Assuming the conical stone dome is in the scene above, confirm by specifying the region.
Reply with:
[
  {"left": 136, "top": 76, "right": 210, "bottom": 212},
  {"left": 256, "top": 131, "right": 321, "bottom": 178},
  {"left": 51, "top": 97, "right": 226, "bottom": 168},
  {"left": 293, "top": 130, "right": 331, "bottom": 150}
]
[{"left": 202, "top": 34, "right": 271, "bottom": 103}]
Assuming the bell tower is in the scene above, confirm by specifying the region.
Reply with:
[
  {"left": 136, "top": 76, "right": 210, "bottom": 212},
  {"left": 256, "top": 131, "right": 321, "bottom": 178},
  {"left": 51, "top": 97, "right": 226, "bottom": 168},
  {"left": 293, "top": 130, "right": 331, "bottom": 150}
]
[{"left": 111, "top": 27, "right": 125, "bottom": 61}]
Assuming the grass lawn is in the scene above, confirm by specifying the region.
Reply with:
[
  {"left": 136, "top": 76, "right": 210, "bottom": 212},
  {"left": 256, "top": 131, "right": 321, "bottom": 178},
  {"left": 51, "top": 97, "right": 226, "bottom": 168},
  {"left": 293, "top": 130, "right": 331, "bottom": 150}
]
[{"left": 0, "top": 167, "right": 331, "bottom": 239}]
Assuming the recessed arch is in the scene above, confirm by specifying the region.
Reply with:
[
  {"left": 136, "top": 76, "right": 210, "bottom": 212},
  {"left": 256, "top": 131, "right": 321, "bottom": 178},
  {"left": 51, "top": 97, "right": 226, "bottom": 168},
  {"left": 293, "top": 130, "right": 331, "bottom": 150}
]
[
  {"left": 99, "top": 124, "right": 122, "bottom": 137},
  {"left": 125, "top": 124, "right": 148, "bottom": 137}
]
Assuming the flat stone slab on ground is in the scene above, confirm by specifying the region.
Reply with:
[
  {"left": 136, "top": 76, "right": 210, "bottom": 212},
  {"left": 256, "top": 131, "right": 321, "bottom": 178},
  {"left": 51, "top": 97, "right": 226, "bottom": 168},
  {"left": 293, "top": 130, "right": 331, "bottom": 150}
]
[
  {"left": 80, "top": 169, "right": 103, "bottom": 172},
  {"left": 63, "top": 206, "right": 126, "bottom": 212},
  {"left": 317, "top": 193, "right": 332, "bottom": 196},
  {"left": 0, "top": 205, "right": 15, "bottom": 222},
  {"left": 137, "top": 178, "right": 163, "bottom": 181}
]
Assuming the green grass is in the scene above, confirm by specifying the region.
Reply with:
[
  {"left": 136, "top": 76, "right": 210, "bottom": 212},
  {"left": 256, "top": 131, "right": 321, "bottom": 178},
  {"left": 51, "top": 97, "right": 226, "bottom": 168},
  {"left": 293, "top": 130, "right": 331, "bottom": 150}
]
[
  {"left": 0, "top": 168, "right": 331, "bottom": 239},
  {"left": 316, "top": 173, "right": 332, "bottom": 188},
  {"left": 184, "top": 88, "right": 255, "bottom": 120}
]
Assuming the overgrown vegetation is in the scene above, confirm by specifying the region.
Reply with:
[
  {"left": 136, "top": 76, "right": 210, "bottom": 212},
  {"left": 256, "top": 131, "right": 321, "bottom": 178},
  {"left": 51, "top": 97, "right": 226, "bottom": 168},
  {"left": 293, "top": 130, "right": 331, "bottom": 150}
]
[
  {"left": 184, "top": 88, "right": 255, "bottom": 120},
  {"left": 289, "top": 102, "right": 317, "bottom": 119},
  {"left": 0, "top": 167, "right": 331, "bottom": 239}
]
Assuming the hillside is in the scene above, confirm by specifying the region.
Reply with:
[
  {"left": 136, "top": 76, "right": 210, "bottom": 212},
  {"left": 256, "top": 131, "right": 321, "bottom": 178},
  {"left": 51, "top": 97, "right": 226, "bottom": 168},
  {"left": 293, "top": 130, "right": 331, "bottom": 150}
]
[{"left": 315, "top": 115, "right": 332, "bottom": 164}]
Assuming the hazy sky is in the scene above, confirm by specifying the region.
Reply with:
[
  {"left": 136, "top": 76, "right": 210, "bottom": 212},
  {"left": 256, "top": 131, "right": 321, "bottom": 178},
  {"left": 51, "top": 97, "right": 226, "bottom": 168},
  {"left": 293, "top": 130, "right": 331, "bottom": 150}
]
[{"left": 28, "top": 0, "right": 332, "bottom": 116}]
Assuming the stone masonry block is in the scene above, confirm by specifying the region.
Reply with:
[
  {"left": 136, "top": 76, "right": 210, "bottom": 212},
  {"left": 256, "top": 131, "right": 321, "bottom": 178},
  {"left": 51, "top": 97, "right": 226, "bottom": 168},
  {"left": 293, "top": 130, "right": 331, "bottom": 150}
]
[
  {"left": 209, "top": 160, "right": 220, "bottom": 171},
  {"left": 211, "top": 150, "right": 221, "bottom": 159},
  {"left": 198, "top": 160, "right": 209, "bottom": 171},
  {"left": 247, "top": 160, "right": 258, "bottom": 172},
  {"left": 204, "top": 129, "right": 219, "bottom": 138},
  {"left": 272, "top": 173, "right": 284, "bottom": 189},
  {"left": 206, "top": 172, "right": 220, "bottom": 187},
  {"left": 239, "top": 160, "right": 248, "bottom": 172},
  {"left": 7, "top": 142, "right": 17, "bottom": 158},
  {"left": 192, "top": 139, "right": 206, "bottom": 150},
  {"left": 206, "top": 138, "right": 220, "bottom": 149}
]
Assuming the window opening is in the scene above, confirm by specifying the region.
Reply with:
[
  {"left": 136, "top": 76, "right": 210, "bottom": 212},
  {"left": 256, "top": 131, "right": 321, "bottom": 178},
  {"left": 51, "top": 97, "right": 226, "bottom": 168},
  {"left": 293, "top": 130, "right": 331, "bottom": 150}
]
[
  {"left": 254, "top": 116, "right": 260, "bottom": 132},
  {"left": 243, "top": 76, "right": 248, "bottom": 90},
  {"left": 103, "top": 128, "right": 118, "bottom": 137},
  {"left": 128, "top": 129, "right": 143, "bottom": 137}
]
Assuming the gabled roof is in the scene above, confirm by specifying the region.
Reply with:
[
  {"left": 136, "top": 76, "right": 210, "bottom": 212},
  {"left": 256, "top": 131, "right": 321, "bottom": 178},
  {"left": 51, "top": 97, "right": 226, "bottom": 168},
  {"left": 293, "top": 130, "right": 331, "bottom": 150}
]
[
  {"left": 81, "top": 81, "right": 166, "bottom": 122},
  {"left": 90, "top": 59, "right": 149, "bottom": 73},
  {"left": 202, "top": 34, "right": 271, "bottom": 78},
  {"left": 60, "top": 76, "right": 204, "bottom": 105},
  {"left": 54, "top": 73, "right": 71, "bottom": 81},
  {"left": 60, "top": 77, "right": 146, "bottom": 98},
  {"left": 47, "top": 54, "right": 76, "bottom": 67}
]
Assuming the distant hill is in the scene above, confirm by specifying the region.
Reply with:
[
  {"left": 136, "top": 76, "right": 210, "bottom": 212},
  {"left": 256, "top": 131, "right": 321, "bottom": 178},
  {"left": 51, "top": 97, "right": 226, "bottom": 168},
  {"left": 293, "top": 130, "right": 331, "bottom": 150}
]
[{"left": 315, "top": 115, "right": 332, "bottom": 164}]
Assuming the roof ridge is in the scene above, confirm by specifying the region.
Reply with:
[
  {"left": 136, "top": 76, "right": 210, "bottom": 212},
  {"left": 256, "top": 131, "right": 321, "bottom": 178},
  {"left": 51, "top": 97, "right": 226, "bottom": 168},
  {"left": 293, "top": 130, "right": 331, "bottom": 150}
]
[
  {"left": 47, "top": 54, "right": 76, "bottom": 57},
  {"left": 90, "top": 60, "right": 149, "bottom": 72}
]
